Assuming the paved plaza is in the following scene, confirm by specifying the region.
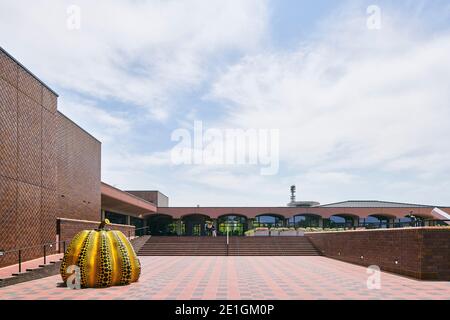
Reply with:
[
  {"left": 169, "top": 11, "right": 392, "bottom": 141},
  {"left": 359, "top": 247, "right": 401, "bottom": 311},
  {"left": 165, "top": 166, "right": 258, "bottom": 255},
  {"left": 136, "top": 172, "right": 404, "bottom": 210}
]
[{"left": 1, "top": 256, "right": 449, "bottom": 300}]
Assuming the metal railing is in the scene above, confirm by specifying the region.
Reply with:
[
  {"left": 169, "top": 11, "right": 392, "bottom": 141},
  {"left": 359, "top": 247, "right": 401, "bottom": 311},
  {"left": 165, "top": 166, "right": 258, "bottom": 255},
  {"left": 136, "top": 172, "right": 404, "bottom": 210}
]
[
  {"left": 287, "top": 219, "right": 450, "bottom": 230},
  {"left": 0, "top": 240, "right": 67, "bottom": 274},
  {"left": 120, "top": 220, "right": 450, "bottom": 238},
  {"left": 0, "top": 226, "right": 151, "bottom": 275},
  {"left": 128, "top": 226, "right": 150, "bottom": 239}
]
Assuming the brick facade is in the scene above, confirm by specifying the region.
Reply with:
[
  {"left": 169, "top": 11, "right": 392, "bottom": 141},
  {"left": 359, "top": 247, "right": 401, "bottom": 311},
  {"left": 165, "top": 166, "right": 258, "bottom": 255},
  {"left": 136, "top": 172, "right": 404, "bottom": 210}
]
[
  {"left": 0, "top": 48, "right": 102, "bottom": 268},
  {"left": 56, "top": 112, "right": 101, "bottom": 221},
  {"left": 127, "top": 191, "right": 169, "bottom": 207},
  {"left": 0, "top": 49, "right": 58, "bottom": 267},
  {"left": 307, "top": 227, "right": 450, "bottom": 281},
  {"left": 57, "top": 218, "right": 135, "bottom": 243}
]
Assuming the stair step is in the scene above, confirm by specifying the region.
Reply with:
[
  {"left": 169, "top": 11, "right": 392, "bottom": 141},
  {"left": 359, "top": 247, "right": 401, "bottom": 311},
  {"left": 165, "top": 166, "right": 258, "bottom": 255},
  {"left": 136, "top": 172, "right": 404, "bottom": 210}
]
[
  {"left": 26, "top": 267, "right": 44, "bottom": 272},
  {"left": 138, "top": 236, "right": 321, "bottom": 256},
  {"left": 12, "top": 272, "right": 28, "bottom": 276}
]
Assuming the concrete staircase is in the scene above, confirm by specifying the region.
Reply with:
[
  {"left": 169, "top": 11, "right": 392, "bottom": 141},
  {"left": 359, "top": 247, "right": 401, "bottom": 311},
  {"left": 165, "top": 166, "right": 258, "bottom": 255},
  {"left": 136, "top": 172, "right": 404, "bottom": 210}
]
[
  {"left": 138, "top": 237, "right": 227, "bottom": 256},
  {"left": 228, "top": 237, "right": 321, "bottom": 256},
  {"left": 137, "top": 236, "right": 321, "bottom": 256}
]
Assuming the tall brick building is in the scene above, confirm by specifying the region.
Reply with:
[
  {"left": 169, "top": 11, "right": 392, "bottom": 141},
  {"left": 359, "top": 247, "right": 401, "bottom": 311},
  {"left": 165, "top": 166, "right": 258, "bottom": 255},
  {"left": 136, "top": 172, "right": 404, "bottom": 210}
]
[
  {"left": 0, "top": 47, "right": 60, "bottom": 266},
  {"left": 0, "top": 47, "right": 157, "bottom": 267}
]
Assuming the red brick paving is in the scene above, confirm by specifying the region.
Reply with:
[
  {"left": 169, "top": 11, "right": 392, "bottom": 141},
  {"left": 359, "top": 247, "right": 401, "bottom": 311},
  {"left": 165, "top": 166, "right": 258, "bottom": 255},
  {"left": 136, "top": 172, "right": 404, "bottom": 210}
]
[{"left": 0, "top": 256, "right": 449, "bottom": 300}]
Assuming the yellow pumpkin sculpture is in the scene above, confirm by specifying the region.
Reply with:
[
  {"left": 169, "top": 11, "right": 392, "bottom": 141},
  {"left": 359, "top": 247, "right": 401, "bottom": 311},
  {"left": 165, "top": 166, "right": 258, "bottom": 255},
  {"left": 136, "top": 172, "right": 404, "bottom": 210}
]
[{"left": 60, "top": 219, "right": 141, "bottom": 288}]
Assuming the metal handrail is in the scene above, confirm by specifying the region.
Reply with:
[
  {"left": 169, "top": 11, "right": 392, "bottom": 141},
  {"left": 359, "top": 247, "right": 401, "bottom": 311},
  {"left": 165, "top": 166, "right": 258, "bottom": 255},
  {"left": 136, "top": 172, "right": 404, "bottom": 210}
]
[
  {"left": 127, "top": 226, "right": 149, "bottom": 239},
  {"left": 0, "top": 240, "right": 67, "bottom": 274},
  {"left": 0, "top": 226, "right": 150, "bottom": 275},
  {"left": 2, "top": 240, "right": 66, "bottom": 254},
  {"left": 134, "top": 226, "right": 150, "bottom": 232},
  {"left": 286, "top": 219, "right": 450, "bottom": 230}
]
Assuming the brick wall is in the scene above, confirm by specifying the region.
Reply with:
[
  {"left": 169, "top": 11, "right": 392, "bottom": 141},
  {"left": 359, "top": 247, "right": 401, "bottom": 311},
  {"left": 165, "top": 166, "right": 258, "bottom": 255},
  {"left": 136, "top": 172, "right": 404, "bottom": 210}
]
[
  {"left": 56, "top": 112, "right": 101, "bottom": 221},
  {"left": 57, "top": 218, "right": 135, "bottom": 243},
  {"left": 126, "top": 191, "right": 169, "bottom": 207},
  {"left": 0, "top": 48, "right": 102, "bottom": 268},
  {"left": 307, "top": 227, "right": 450, "bottom": 281},
  {"left": 0, "top": 49, "right": 58, "bottom": 267}
]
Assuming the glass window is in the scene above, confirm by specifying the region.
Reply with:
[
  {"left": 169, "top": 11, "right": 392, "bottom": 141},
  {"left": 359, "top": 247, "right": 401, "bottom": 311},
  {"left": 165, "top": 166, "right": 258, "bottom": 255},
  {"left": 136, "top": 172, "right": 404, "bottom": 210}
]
[
  {"left": 218, "top": 215, "right": 247, "bottom": 236},
  {"left": 323, "top": 216, "right": 354, "bottom": 229},
  {"left": 330, "top": 216, "right": 346, "bottom": 223},
  {"left": 364, "top": 216, "right": 389, "bottom": 229},
  {"left": 105, "top": 211, "right": 127, "bottom": 225},
  {"left": 288, "top": 215, "right": 320, "bottom": 227},
  {"left": 254, "top": 215, "right": 284, "bottom": 228},
  {"left": 147, "top": 215, "right": 177, "bottom": 236}
]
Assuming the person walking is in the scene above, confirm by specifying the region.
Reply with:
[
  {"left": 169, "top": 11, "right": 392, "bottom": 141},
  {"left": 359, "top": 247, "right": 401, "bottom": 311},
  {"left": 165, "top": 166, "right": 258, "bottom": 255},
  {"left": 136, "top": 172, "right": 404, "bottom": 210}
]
[{"left": 211, "top": 225, "right": 217, "bottom": 237}]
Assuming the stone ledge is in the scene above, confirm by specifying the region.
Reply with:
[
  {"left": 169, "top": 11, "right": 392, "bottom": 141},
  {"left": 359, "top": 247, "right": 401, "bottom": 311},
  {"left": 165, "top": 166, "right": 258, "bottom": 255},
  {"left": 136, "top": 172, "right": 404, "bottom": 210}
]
[{"left": 0, "top": 261, "right": 61, "bottom": 288}]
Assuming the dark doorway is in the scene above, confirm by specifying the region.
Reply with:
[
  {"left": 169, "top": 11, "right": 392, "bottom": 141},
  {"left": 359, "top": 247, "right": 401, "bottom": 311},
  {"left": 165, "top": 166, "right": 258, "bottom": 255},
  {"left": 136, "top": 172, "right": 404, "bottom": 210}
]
[
  {"left": 182, "top": 214, "right": 210, "bottom": 236},
  {"left": 105, "top": 211, "right": 127, "bottom": 225},
  {"left": 147, "top": 215, "right": 176, "bottom": 236}
]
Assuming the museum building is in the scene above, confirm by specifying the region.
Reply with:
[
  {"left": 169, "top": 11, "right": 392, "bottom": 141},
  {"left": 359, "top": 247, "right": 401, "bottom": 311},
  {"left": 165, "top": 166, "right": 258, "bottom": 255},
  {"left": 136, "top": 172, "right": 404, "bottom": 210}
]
[{"left": 1, "top": 47, "right": 449, "bottom": 268}]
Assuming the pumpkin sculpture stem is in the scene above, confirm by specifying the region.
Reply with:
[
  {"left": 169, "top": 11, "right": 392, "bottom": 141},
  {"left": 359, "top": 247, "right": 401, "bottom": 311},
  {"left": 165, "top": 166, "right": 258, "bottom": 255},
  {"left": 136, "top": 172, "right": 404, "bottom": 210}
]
[{"left": 97, "top": 219, "right": 111, "bottom": 231}]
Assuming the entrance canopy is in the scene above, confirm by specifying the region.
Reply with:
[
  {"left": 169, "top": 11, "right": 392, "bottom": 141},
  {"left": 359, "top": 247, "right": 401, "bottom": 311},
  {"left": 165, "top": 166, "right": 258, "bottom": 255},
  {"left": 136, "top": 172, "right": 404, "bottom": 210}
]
[{"left": 101, "top": 182, "right": 157, "bottom": 217}]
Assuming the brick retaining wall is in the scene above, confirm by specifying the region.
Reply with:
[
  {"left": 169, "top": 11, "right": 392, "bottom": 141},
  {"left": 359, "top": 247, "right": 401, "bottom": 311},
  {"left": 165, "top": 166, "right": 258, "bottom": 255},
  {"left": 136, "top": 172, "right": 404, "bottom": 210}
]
[
  {"left": 58, "top": 218, "right": 135, "bottom": 243},
  {"left": 307, "top": 227, "right": 450, "bottom": 281}
]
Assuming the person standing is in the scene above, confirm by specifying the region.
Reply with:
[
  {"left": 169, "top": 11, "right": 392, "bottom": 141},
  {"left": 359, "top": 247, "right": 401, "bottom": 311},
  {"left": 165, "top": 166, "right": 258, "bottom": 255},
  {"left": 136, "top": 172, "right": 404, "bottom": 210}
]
[{"left": 211, "top": 225, "right": 217, "bottom": 237}]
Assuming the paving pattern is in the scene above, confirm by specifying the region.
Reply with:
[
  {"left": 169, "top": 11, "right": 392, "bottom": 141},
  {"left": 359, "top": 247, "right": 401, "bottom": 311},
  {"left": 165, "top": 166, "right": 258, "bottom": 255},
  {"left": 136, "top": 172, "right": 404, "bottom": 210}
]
[{"left": 0, "top": 256, "right": 449, "bottom": 300}]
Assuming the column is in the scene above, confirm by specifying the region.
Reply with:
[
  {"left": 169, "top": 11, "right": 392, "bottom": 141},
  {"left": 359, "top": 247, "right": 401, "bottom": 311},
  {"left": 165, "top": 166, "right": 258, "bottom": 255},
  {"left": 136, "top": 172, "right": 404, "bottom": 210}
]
[
  {"left": 388, "top": 218, "right": 395, "bottom": 228},
  {"left": 318, "top": 217, "right": 324, "bottom": 228},
  {"left": 143, "top": 219, "right": 148, "bottom": 235},
  {"left": 247, "top": 218, "right": 254, "bottom": 231},
  {"left": 176, "top": 219, "right": 183, "bottom": 236}
]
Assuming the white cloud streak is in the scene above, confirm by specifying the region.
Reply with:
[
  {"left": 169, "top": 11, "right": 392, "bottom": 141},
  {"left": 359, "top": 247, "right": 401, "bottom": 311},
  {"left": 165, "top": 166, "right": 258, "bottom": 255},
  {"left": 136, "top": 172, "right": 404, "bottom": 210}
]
[
  {"left": 0, "top": 0, "right": 268, "bottom": 120},
  {"left": 2, "top": 1, "right": 449, "bottom": 206},
  {"left": 205, "top": 5, "right": 450, "bottom": 205}
]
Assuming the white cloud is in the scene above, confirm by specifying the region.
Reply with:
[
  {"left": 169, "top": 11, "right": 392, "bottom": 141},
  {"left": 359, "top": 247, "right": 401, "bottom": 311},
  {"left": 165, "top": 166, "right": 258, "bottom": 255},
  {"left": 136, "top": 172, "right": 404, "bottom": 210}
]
[
  {"left": 3, "top": 1, "right": 449, "bottom": 206},
  {"left": 0, "top": 0, "right": 268, "bottom": 120},
  {"left": 209, "top": 6, "right": 450, "bottom": 185},
  {"left": 58, "top": 99, "right": 131, "bottom": 143},
  {"left": 100, "top": 3, "right": 450, "bottom": 206}
]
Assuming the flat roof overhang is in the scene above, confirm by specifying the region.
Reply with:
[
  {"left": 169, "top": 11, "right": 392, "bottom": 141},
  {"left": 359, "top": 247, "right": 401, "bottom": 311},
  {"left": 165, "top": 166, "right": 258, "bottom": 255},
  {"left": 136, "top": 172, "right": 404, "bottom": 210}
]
[{"left": 101, "top": 182, "right": 157, "bottom": 217}]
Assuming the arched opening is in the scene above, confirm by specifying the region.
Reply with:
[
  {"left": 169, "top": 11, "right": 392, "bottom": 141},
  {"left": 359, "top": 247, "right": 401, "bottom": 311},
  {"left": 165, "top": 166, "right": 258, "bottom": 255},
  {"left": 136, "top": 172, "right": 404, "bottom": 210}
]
[
  {"left": 396, "top": 213, "right": 433, "bottom": 227},
  {"left": 323, "top": 215, "right": 357, "bottom": 229},
  {"left": 181, "top": 214, "right": 211, "bottom": 236},
  {"left": 361, "top": 215, "right": 395, "bottom": 229},
  {"left": 146, "top": 214, "right": 176, "bottom": 236},
  {"left": 254, "top": 214, "right": 285, "bottom": 228},
  {"left": 288, "top": 214, "right": 321, "bottom": 228},
  {"left": 217, "top": 215, "right": 248, "bottom": 236}
]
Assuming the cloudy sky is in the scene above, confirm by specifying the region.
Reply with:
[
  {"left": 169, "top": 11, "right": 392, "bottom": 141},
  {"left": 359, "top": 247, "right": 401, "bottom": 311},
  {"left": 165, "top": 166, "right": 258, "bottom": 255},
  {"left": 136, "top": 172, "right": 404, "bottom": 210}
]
[{"left": 1, "top": 0, "right": 450, "bottom": 206}]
